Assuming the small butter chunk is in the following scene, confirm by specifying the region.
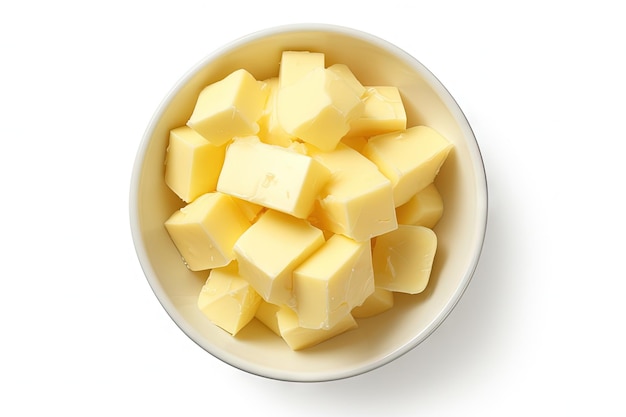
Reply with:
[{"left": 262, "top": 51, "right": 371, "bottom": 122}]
[
  {"left": 231, "top": 197, "right": 265, "bottom": 223},
  {"left": 234, "top": 210, "right": 325, "bottom": 307},
  {"left": 257, "top": 77, "right": 294, "bottom": 147},
  {"left": 277, "top": 67, "right": 364, "bottom": 151},
  {"left": 346, "top": 86, "right": 407, "bottom": 138},
  {"left": 187, "top": 69, "right": 268, "bottom": 146},
  {"left": 308, "top": 143, "right": 397, "bottom": 241},
  {"left": 395, "top": 183, "right": 444, "bottom": 228},
  {"left": 293, "top": 234, "right": 374, "bottom": 329},
  {"left": 217, "top": 136, "right": 330, "bottom": 219},
  {"left": 276, "top": 306, "right": 358, "bottom": 351},
  {"left": 278, "top": 51, "right": 325, "bottom": 88},
  {"left": 255, "top": 300, "right": 282, "bottom": 335},
  {"left": 372, "top": 225, "right": 437, "bottom": 294},
  {"left": 197, "top": 261, "right": 262, "bottom": 336},
  {"left": 164, "top": 192, "right": 251, "bottom": 271},
  {"left": 164, "top": 126, "right": 227, "bottom": 203},
  {"left": 362, "top": 126, "right": 453, "bottom": 207},
  {"left": 351, "top": 287, "right": 394, "bottom": 318},
  {"left": 326, "top": 63, "right": 366, "bottom": 98}
]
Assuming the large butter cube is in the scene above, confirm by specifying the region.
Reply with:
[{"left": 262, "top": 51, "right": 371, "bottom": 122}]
[
  {"left": 277, "top": 67, "right": 364, "bottom": 151},
  {"left": 308, "top": 143, "right": 397, "bottom": 241},
  {"left": 257, "top": 77, "right": 294, "bottom": 147},
  {"left": 197, "top": 262, "right": 262, "bottom": 335},
  {"left": 395, "top": 183, "right": 444, "bottom": 228},
  {"left": 164, "top": 192, "right": 251, "bottom": 271},
  {"left": 164, "top": 126, "right": 227, "bottom": 203},
  {"left": 278, "top": 51, "right": 325, "bottom": 88},
  {"left": 233, "top": 210, "right": 325, "bottom": 307},
  {"left": 276, "top": 306, "right": 358, "bottom": 351},
  {"left": 293, "top": 234, "right": 374, "bottom": 329},
  {"left": 351, "top": 287, "right": 394, "bottom": 318},
  {"left": 363, "top": 126, "right": 453, "bottom": 207},
  {"left": 346, "top": 86, "right": 407, "bottom": 138},
  {"left": 187, "top": 69, "right": 268, "bottom": 146},
  {"left": 217, "top": 136, "right": 330, "bottom": 219},
  {"left": 372, "top": 225, "right": 437, "bottom": 294}
]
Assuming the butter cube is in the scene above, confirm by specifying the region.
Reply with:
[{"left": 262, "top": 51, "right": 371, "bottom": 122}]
[
  {"left": 217, "top": 136, "right": 330, "bottom": 219},
  {"left": 254, "top": 300, "right": 282, "bottom": 335},
  {"left": 234, "top": 210, "right": 325, "bottom": 307},
  {"left": 278, "top": 51, "right": 325, "bottom": 88},
  {"left": 277, "top": 67, "right": 364, "bottom": 151},
  {"left": 187, "top": 69, "right": 268, "bottom": 146},
  {"left": 293, "top": 234, "right": 374, "bottom": 329},
  {"left": 327, "top": 63, "right": 366, "bottom": 98},
  {"left": 257, "top": 77, "right": 294, "bottom": 147},
  {"left": 351, "top": 287, "right": 394, "bottom": 318},
  {"left": 363, "top": 126, "right": 453, "bottom": 207},
  {"left": 308, "top": 143, "right": 397, "bottom": 241},
  {"left": 197, "top": 262, "right": 262, "bottom": 335},
  {"left": 346, "top": 86, "right": 407, "bottom": 138},
  {"left": 164, "top": 192, "right": 251, "bottom": 271},
  {"left": 276, "top": 306, "right": 358, "bottom": 351},
  {"left": 164, "top": 126, "right": 227, "bottom": 203},
  {"left": 372, "top": 225, "right": 437, "bottom": 294},
  {"left": 395, "top": 183, "right": 444, "bottom": 228}
]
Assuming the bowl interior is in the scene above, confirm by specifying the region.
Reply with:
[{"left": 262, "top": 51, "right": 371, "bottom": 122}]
[{"left": 130, "top": 24, "right": 487, "bottom": 382}]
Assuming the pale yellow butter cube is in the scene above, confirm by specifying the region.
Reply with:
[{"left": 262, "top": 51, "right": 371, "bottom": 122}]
[
  {"left": 278, "top": 51, "right": 325, "bottom": 88},
  {"left": 257, "top": 77, "right": 294, "bottom": 147},
  {"left": 372, "top": 225, "right": 437, "bottom": 294},
  {"left": 276, "top": 306, "right": 358, "bottom": 351},
  {"left": 277, "top": 67, "right": 364, "bottom": 151},
  {"left": 164, "top": 192, "right": 251, "bottom": 271},
  {"left": 351, "top": 287, "right": 394, "bottom": 318},
  {"left": 164, "top": 126, "right": 227, "bottom": 203},
  {"left": 187, "top": 69, "right": 268, "bottom": 146},
  {"left": 308, "top": 143, "right": 397, "bottom": 241},
  {"left": 217, "top": 136, "right": 330, "bottom": 219},
  {"left": 395, "top": 183, "right": 444, "bottom": 228},
  {"left": 233, "top": 210, "right": 325, "bottom": 307},
  {"left": 346, "top": 86, "right": 407, "bottom": 138},
  {"left": 326, "top": 63, "right": 366, "bottom": 98},
  {"left": 293, "top": 234, "right": 374, "bottom": 329},
  {"left": 363, "top": 126, "right": 453, "bottom": 207},
  {"left": 254, "top": 300, "right": 282, "bottom": 335},
  {"left": 197, "top": 261, "right": 262, "bottom": 336}
]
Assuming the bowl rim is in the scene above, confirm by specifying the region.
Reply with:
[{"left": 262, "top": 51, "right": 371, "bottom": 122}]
[{"left": 129, "top": 22, "right": 488, "bottom": 382}]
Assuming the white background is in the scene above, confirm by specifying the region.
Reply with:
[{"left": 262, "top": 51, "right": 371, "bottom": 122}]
[{"left": 2, "top": 1, "right": 625, "bottom": 415}]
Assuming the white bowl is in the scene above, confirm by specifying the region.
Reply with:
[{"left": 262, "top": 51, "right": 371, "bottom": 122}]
[{"left": 129, "top": 23, "right": 487, "bottom": 382}]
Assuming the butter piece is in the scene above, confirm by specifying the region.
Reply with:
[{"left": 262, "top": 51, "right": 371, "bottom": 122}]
[
  {"left": 276, "top": 306, "right": 358, "bottom": 351},
  {"left": 395, "top": 183, "right": 444, "bottom": 228},
  {"left": 351, "top": 287, "right": 394, "bottom": 318},
  {"left": 231, "top": 197, "right": 265, "bottom": 223},
  {"left": 187, "top": 69, "right": 268, "bottom": 146},
  {"left": 278, "top": 51, "right": 325, "bottom": 88},
  {"left": 164, "top": 126, "right": 227, "bottom": 203},
  {"left": 340, "top": 135, "right": 368, "bottom": 153},
  {"left": 277, "top": 67, "right": 364, "bottom": 151},
  {"left": 234, "top": 210, "right": 325, "bottom": 307},
  {"left": 372, "top": 225, "right": 437, "bottom": 294},
  {"left": 217, "top": 136, "right": 330, "bottom": 219},
  {"left": 254, "top": 300, "right": 282, "bottom": 335},
  {"left": 197, "top": 261, "right": 262, "bottom": 335},
  {"left": 326, "top": 63, "right": 366, "bottom": 98},
  {"left": 308, "top": 143, "right": 397, "bottom": 241},
  {"left": 293, "top": 234, "right": 374, "bottom": 329},
  {"left": 362, "top": 126, "right": 453, "bottom": 207},
  {"left": 164, "top": 192, "right": 251, "bottom": 271},
  {"left": 346, "top": 86, "right": 407, "bottom": 138},
  {"left": 257, "top": 77, "right": 294, "bottom": 147}
]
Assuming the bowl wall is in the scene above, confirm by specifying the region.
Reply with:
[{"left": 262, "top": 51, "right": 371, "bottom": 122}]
[{"left": 130, "top": 24, "right": 487, "bottom": 382}]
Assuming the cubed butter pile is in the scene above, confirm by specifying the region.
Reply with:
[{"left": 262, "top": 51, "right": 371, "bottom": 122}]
[{"left": 163, "top": 51, "right": 453, "bottom": 351}]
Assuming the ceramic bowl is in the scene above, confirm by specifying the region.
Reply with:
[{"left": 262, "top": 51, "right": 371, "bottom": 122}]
[{"left": 130, "top": 23, "right": 487, "bottom": 382}]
